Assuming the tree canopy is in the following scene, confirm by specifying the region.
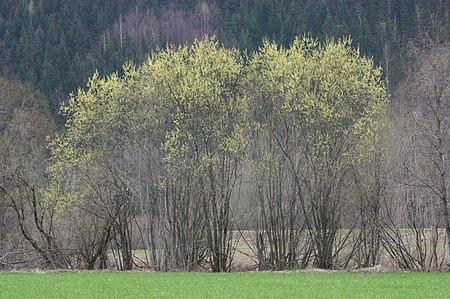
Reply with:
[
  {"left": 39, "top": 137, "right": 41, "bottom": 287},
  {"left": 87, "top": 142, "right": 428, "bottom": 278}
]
[{"left": 48, "top": 37, "right": 388, "bottom": 270}]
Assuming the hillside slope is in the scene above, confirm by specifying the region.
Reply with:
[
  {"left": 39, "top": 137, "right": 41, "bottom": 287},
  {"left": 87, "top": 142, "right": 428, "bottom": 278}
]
[{"left": 0, "top": 0, "right": 448, "bottom": 110}]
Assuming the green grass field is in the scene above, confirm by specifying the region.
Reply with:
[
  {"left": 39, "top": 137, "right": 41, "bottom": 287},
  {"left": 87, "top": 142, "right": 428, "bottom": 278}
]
[{"left": 1, "top": 271, "right": 449, "bottom": 298}]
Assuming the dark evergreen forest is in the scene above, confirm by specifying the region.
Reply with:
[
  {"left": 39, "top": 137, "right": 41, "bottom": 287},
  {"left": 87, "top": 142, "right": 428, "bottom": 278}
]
[{"left": 0, "top": 0, "right": 449, "bottom": 112}]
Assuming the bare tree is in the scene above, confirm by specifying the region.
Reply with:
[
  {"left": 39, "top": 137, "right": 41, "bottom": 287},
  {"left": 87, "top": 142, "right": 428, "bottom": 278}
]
[
  {"left": 404, "top": 29, "right": 450, "bottom": 266},
  {"left": 0, "top": 83, "right": 67, "bottom": 268},
  {"left": 383, "top": 26, "right": 450, "bottom": 270}
]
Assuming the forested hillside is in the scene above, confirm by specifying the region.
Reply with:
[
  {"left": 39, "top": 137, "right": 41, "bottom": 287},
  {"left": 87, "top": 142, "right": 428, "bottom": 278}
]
[{"left": 0, "top": 0, "right": 449, "bottom": 111}]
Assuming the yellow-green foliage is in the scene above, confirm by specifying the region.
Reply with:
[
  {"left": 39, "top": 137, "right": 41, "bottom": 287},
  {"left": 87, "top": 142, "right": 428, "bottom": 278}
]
[
  {"left": 48, "top": 64, "right": 144, "bottom": 207},
  {"left": 249, "top": 37, "right": 387, "bottom": 164},
  {"left": 48, "top": 36, "right": 387, "bottom": 207},
  {"left": 164, "top": 40, "right": 244, "bottom": 170},
  {"left": 137, "top": 37, "right": 250, "bottom": 180},
  {"left": 48, "top": 37, "right": 250, "bottom": 206}
]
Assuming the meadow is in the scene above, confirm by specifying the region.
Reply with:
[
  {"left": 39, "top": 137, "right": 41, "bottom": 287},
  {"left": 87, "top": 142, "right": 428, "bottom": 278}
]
[{"left": 0, "top": 271, "right": 449, "bottom": 298}]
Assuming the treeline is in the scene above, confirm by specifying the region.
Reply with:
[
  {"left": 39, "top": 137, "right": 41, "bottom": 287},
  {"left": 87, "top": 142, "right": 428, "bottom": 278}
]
[
  {"left": 0, "top": 0, "right": 449, "bottom": 110},
  {"left": 1, "top": 37, "right": 449, "bottom": 272}
]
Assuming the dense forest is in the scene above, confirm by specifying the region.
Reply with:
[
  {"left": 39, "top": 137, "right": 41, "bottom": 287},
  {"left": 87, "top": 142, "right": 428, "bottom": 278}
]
[
  {"left": 0, "top": 1, "right": 450, "bottom": 272},
  {"left": 0, "top": 0, "right": 449, "bottom": 111}
]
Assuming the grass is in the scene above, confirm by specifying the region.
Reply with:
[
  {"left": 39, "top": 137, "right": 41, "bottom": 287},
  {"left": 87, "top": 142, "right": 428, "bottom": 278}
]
[{"left": 0, "top": 271, "right": 449, "bottom": 298}]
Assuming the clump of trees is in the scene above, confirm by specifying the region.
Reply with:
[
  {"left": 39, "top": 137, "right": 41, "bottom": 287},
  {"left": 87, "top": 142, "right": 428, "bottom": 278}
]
[
  {"left": 1, "top": 35, "right": 448, "bottom": 272},
  {"left": 47, "top": 36, "right": 388, "bottom": 271}
]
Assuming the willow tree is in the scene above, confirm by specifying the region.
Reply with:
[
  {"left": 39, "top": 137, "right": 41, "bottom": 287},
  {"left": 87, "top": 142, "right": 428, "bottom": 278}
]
[
  {"left": 145, "top": 38, "right": 250, "bottom": 272},
  {"left": 248, "top": 37, "right": 388, "bottom": 269},
  {"left": 48, "top": 65, "right": 148, "bottom": 270}
]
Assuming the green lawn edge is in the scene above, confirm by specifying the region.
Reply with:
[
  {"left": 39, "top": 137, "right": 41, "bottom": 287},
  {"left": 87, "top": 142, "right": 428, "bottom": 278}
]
[{"left": 0, "top": 271, "right": 449, "bottom": 298}]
